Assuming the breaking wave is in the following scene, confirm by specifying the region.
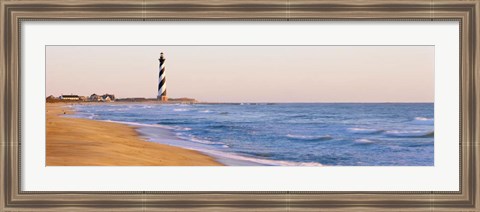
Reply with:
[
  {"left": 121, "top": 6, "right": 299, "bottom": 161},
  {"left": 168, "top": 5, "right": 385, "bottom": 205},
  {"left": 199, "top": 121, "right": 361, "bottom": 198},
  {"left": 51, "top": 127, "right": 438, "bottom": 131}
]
[
  {"left": 354, "top": 138, "right": 375, "bottom": 144},
  {"left": 173, "top": 108, "right": 190, "bottom": 112},
  {"left": 411, "top": 117, "right": 434, "bottom": 125},
  {"left": 286, "top": 134, "right": 333, "bottom": 141},
  {"left": 385, "top": 130, "right": 434, "bottom": 138},
  {"left": 347, "top": 128, "right": 384, "bottom": 134},
  {"left": 175, "top": 133, "right": 225, "bottom": 145}
]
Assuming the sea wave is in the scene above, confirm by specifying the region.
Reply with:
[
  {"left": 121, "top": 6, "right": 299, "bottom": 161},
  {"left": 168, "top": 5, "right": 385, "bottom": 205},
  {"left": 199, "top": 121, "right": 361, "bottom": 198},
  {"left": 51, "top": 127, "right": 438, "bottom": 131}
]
[
  {"left": 173, "top": 108, "right": 190, "bottom": 112},
  {"left": 385, "top": 130, "right": 434, "bottom": 138},
  {"left": 354, "top": 138, "right": 375, "bottom": 144},
  {"left": 195, "top": 148, "right": 324, "bottom": 166},
  {"left": 156, "top": 120, "right": 189, "bottom": 125},
  {"left": 237, "top": 151, "right": 275, "bottom": 158},
  {"left": 286, "top": 134, "right": 333, "bottom": 141},
  {"left": 411, "top": 117, "right": 434, "bottom": 125},
  {"left": 175, "top": 133, "right": 225, "bottom": 145},
  {"left": 105, "top": 108, "right": 131, "bottom": 111},
  {"left": 347, "top": 128, "right": 384, "bottom": 134},
  {"left": 403, "top": 142, "right": 434, "bottom": 147},
  {"left": 74, "top": 112, "right": 97, "bottom": 119},
  {"left": 104, "top": 120, "right": 175, "bottom": 130},
  {"left": 109, "top": 120, "right": 192, "bottom": 131}
]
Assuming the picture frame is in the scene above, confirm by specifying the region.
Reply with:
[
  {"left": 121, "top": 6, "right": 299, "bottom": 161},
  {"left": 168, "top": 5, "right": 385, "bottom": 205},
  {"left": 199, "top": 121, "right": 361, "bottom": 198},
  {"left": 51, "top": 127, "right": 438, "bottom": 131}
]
[{"left": 1, "top": 0, "right": 478, "bottom": 211}]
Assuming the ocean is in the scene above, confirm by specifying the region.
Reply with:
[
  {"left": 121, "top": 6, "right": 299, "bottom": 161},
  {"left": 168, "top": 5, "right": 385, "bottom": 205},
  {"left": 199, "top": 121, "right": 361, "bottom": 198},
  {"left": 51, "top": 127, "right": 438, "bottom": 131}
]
[{"left": 70, "top": 103, "right": 434, "bottom": 166}]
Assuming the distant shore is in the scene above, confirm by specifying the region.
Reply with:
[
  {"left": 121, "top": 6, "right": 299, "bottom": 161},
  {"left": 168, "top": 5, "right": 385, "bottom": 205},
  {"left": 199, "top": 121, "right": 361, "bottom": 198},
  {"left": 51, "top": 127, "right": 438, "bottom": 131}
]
[{"left": 46, "top": 103, "right": 222, "bottom": 166}]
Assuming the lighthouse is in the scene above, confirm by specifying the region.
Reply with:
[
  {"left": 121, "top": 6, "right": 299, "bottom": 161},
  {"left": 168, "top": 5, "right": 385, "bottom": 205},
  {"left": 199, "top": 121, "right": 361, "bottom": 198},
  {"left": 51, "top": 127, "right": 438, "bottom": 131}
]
[{"left": 157, "top": 52, "right": 168, "bottom": 101}]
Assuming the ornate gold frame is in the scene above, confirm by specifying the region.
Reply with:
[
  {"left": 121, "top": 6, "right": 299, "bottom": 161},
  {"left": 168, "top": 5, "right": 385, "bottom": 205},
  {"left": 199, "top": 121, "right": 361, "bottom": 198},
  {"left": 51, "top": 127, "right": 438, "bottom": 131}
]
[{"left": 1, "top": 0, "right": 478, "bottom": 211}]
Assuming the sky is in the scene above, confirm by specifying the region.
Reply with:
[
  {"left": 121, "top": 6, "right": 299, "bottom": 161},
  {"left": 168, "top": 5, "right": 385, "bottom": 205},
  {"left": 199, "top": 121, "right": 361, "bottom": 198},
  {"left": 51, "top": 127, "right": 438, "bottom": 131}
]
[{"left": 46, "top": 46, "right": 434, "bottom": 103}]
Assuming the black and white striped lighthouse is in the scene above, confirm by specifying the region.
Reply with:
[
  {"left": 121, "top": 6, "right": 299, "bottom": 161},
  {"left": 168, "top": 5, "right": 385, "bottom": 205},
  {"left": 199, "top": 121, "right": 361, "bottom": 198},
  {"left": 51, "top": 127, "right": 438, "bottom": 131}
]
[{"left": 157, "top": 52, "right": 168, "bottom": 101}]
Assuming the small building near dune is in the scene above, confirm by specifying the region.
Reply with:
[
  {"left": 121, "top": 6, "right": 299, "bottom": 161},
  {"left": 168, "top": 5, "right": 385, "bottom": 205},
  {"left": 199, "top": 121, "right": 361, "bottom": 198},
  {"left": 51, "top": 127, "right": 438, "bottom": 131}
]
[
  {"left": 89, "top": 94, "right": 102, "bottom": 102},
  {"left": 102, "top": 96, "right": 112, "bottom": 102},
  {"left": 46, "top": 95, "right": 56, "bottom": 100},
  {"left": 46, "top": 95, "right": 58, "bottom": 103},
  {"left": 79, "top": 96, "right": 88, "bottom": 101},
  {"left": 102, "top": 94, "right": 115, "bottom": 102},
  {"left": 60, "top": 95, "right": 80, "bottom": 101}
]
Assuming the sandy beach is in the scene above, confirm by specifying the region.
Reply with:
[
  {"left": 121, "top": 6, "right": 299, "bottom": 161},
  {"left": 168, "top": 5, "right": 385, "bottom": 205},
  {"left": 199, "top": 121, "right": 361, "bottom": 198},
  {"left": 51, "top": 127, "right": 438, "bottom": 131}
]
[{"left": 46, "top": 103, "right": 222, "bottom": 166}]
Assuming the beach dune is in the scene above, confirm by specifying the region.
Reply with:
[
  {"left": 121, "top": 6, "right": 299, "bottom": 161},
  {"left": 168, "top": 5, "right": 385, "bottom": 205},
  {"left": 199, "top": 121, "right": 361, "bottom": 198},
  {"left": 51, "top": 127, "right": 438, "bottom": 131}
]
[{"left": 46, "top": 104, "right": 222, "bottom": 166}]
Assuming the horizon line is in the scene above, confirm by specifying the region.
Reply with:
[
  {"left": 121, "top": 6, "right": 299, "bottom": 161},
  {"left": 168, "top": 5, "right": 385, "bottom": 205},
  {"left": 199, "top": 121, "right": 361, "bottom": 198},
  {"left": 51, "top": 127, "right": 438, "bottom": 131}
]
[
  {"left": 197, "top": 101, "right": 434, "bottom": 104},
  {"left": 45, "top": 94, "right": 434, "bottom": 104}
]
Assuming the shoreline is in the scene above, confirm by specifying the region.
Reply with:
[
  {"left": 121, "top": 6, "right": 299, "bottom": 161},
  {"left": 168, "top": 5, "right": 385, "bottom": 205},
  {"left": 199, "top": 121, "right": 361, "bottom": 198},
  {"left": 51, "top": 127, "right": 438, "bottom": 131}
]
[
  {"left": 91, "top": 119, "right": 319, "bottom": 166},
  {"left": 106, "top": 120, "right": 265, "bottom": 166},
  {"left": 57, "top": 103, "right": 271, "bottom": 166},
  {"left": 48, "top": 102, "right": 433, "bottom": 166},
  {"left": 46, "top": 103, "right": 223, "bottom": 166}
]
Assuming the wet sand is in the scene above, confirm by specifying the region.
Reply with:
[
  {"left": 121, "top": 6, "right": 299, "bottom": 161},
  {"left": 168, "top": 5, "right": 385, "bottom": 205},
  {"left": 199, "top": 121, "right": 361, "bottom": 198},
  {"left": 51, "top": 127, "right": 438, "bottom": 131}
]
[{"left": 46, "top": 103, "right": 222, "bottom": 166}]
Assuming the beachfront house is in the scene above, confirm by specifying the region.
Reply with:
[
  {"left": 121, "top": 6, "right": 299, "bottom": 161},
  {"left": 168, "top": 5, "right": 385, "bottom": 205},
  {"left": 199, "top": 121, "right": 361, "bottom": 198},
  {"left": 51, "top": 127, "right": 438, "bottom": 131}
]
[
  {"left": 88, "top": 93, "right": 116, "bottom": 102},
  {"left": 103, "top": 96, "right": 111, "bottom": 102},
  {"left": 102, "top": 94, "right": 115, "bottom": 102},
  {"left": 59, "top": 95, "right": 80, "bottom": 101},
  {"left": 89, "top": 94, "right": 102, "bottom": 102}
]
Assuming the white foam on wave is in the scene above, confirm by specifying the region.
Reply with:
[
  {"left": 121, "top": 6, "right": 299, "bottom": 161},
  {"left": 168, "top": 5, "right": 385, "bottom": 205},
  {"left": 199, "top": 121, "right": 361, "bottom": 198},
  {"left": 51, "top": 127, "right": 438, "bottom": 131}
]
[
  {"left": 103, "top": 120, "right": 175, "bottom": 130},
  {"left": 188, "top": 147, "right": 324, "bottom": 166},
  {"left": 354, "top": 138, "right": 374, "bottom": 143},
  {"left": 173, "top": 108, "right": 189, "bottom": 112},
  {"left": 167, "top": 126, "right": 192, "bottom": 131},
  {"left": 72, "top": 111, "right": 96, "bottom": 119},
  {"left": 199, "top": 110, "right": 211, "bottom": 113},
  {"left": 105, "top": 108, "right": 130, "bottom": 111},
  {"left": 175, "top": 133, "right": 224, "bottom": 145},
  {"left": 103, "top": 119, "right": 194, "bottom": 139},
  {"left": 411, "top": 117, "right": 434, "bottom": 125},
  {"left": 87, "top": 114, "right": 98, "bottom": 119},
  {"left": 68, "top": 111, "right": 98, "bottom": 120},
  {"left": 347, "top": 128, "right": 384, "bottom": 134}
]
